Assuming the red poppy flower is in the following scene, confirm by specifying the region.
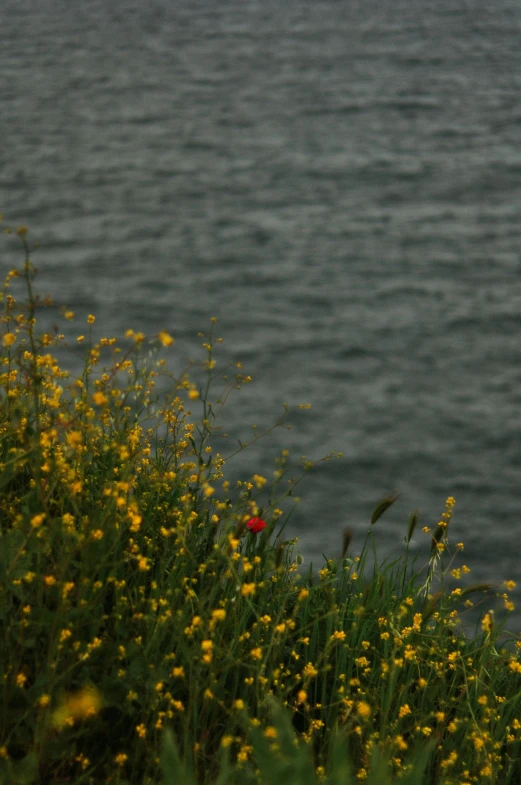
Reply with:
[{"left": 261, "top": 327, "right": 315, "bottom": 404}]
[{"left": 246, "top": 517, "right": 267, "bottom": 534}]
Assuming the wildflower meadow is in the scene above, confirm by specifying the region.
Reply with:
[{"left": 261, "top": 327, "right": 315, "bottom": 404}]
[{"left": 1, "top": 221, "right": 521, "bottom": 784}]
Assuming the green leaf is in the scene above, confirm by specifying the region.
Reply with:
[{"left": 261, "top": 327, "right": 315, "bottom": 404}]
[
  {"left": 328, "top": 729, "right": 355, "bottom": 784},
  {"left": 12, "top": 751, "right": 38, "bottom": 785},
  {"left": 160, "top": 727, "right": 196, "bottom": 785}
]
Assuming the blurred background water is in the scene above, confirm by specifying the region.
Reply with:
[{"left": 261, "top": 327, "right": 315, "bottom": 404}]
[{"left": 3, "top": 0, "right": 521, "bottom": 629}]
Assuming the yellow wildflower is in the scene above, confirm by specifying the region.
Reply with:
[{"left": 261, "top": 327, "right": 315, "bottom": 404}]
[
  {"left": 158, "top": 331, "right": 174, "bottom": 347},
  {"left": 357, "top": 701, "right": 371, "bottom": 720},
  {"left": 52, "top": 687, "right": 102, "bottom": 728},
  {"left": 93, "top": 392, "right": 108, "bottom": 406},
  {"left": 3, "top": 333, "right": 16, "bottom": 347},
  {"left": 241, "top": 582, "right": 256, "bottom": 597}
]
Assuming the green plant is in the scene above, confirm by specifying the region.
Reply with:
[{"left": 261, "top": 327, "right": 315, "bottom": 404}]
[{"left": 1, "top": 222, "right": 521, "bottom": 785}]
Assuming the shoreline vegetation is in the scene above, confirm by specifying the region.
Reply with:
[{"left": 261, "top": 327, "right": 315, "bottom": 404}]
[{"left": 1, "top": 221, "right": 521, "bottom": 784}]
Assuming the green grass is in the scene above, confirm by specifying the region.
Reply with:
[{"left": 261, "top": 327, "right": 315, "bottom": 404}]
[{"left": 1, "top": 222, "right": 521, "bottom": 785}]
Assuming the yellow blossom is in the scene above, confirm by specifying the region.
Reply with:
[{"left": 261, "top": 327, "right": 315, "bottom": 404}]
[
  {"left": 52, "top": 687, "right": 102, "bottom": 728},
  {"left": 91, "top": 529, "right": 104, "bottom": 541},
  {"left": 241, "top": 582, "right": 256, "bottom": 597},
  {"left": 482, "top": 612, "right": 493, "bottom": 632},
  {"left": 395, "top": 735, "right": 408, "bottom": 751},
  {"left": 66, "top": 430, "right": 82, "bottom": 448},
  {"left": 158, "top": 331, "right": 174, "bottom": 347},
  {"left": 3, "top": 332, "right": 16, "bottom": 347},
  {"left": 93, "top": 391, "right": 108, "bottom": 406},
  {"left": 357, "top": 701, "right": 371, "bottom": 719},
  {"left": 303, "top": 662, "right": 318, "bottom": 679},
  {"left": 237, "top": 744, "right": 252, "bottom": 762}
]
